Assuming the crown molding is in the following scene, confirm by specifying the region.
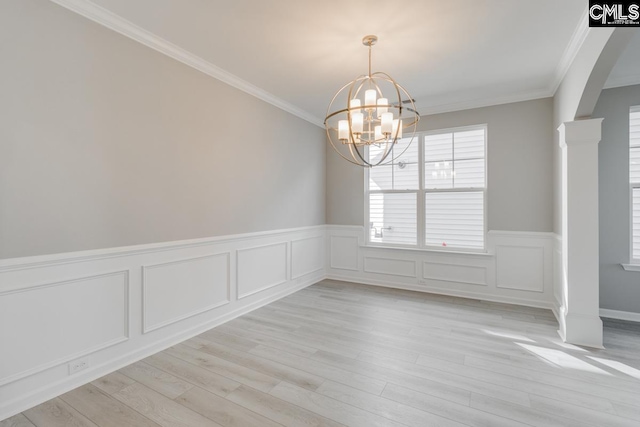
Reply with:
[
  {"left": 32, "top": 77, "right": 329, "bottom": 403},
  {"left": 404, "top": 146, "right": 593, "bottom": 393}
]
[
  {"left": 414, "top": 88, "right": 551, "bottom": 117},
  {"left": 549, "top": 10, "right": 590, "bottom": 95},
  {"left": 603, "top": 74, "right": 640, "bottom": 90},
  {"left": 49, "top": 0, "right": 324, "bottom": 128},
  {"left": 49, "top": 0, "right": 590, "bottom": 126},
  {"left": 415, "top": 10, "right": 588, "bottom": 117}
]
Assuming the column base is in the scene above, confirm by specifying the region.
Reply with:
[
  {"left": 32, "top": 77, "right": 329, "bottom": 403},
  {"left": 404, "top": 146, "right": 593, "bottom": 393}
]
[{"left": 558, "top": 306, "right": 604, "bottom": 348}]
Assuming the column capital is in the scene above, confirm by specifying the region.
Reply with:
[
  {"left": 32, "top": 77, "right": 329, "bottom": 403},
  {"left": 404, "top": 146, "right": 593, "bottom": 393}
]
[{"left": 558, "top": 118, "right": 603, "bottom": 148}]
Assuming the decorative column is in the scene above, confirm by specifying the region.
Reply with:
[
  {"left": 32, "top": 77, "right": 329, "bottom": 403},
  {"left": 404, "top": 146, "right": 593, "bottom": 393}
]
[{"left": 558, "top": 118, "right": 604, "bottom": 348}]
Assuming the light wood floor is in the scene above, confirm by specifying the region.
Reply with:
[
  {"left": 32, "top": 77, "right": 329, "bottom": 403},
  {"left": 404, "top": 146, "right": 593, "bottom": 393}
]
[{"left": 3, "top": 280, "right": 640, "bottom": 427}]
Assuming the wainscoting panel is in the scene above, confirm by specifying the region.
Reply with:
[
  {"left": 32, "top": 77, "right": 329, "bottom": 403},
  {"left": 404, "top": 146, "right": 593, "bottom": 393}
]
[
  {"left": 0, "top": 224, "right": 560, "bottom": 420},
  {"left": 553, "top": 235, "right": 563, "bottom": 313},
  {"left": 0, "top": 225, "right": 325, "bottom": 421},
  {"left": 291, "top": 236, "right": 324, "bottom": 279},
  {"left": 142, "top": 253, "right": 230, "bottom": 333},
  {"left": 237, "top": 242, "right": 288, "bottom": 299},
  {"left": 496, "top": 246, "right": 544, "bottom": 292},
  {"left": 0, "top": 271, "right": 129, "bottom": 386},
  {"left": 423, "top": 261, "right": 487, "bottom": 286},
  {"left": 364, "top": 257, "right": 416, "bottom": 277},
  {"left": 327, "top": 226, "right": 555, "bottom": 310},
  {"left": 329, "top": 235, "right": 359, "bottom": 271}
]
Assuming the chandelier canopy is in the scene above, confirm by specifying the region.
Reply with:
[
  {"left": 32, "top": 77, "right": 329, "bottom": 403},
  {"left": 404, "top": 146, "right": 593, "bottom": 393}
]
[{"left": 324, "top": 35, "right": 420, "bottom": 167}]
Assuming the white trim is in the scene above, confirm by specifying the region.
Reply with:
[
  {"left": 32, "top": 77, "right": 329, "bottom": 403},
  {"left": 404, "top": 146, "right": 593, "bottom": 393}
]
[
  {"left": 415, "top": 90, "right": 551, "bottom": 117},
  {"left": 549, "top": 11, "right": 590, "bottom": 95},
  {"left": 0, "top": 271, "right": 130, "bottom": 386},
  {"left": 329, "top": 235, "right": 360, "bottom": 271},
  {"left": 360, "top": 244, "right": 493, "bottom": 258},
  {"left": 600, "top": 308, "right": 640, "bottom": 322},
  {"left": 365, "top": 125, "right": 488, "bottom": 251},
  {"left": 604, "top": 74, "right": 640, "bottom": 90},
  {"left": 422, "top": 261, "right": 487, "bottom": 286},
  {"left": 290, "top": 235, "right": 325, "bottom": 280},
  {"left": 0, "top": 224, "right": 567, "bottom": 419},
  {"left": 495, "top": 245, "right": 545, "bottom": 293},
  {"left": 236, "top": 242, "right": 289, "bottom": 300},
  {"left": 141, "top": 253, "right": 231, "bottom": 334},
  {"left": 327, "top": 274, "right": 554, "bottom": 310},
  {"left": 372, "top": 12, "right": 589, "bottom": 115},
  {"left": 363, "top": 257, "right": 417, "bottom": 278},
  {"left": 47, "top": 1, "right": 589, "bottom": 129},
  {"left": 621, "top": 263, "right": 640, "bottom": 272},
  {"left": 0, "top": 225, "right": 325, "bottom": 420},
  {"left": 0, "top": 271, "right": 322, "bottom": 421},
  {"left": 0, "top": 225, "right": 325, "bottom": 274},
  {"left": 487, "top": 230, "right": 557, "bottom": 240},
  {"left": 47, "top": 0, "right": 323, "bottom": 127}
]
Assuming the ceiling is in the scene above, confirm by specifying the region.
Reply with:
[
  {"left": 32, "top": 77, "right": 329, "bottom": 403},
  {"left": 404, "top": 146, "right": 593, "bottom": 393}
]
[
  {"left": 60, "top": 0, "right": 589, "bottom": 125},
  {"left": 605, "top": 30, "right": 640, "bottom": 90}
]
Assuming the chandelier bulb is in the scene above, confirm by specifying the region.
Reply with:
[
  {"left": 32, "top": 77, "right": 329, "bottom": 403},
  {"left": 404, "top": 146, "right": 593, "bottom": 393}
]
[{"left": 324, "top": 35, "right": 419, "bottom": 167}]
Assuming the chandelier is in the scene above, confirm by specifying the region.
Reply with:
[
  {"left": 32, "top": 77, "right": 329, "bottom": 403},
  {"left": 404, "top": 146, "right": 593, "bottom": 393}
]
[{"left": 324, "top": 35, "right": 420, "bottom": 167}]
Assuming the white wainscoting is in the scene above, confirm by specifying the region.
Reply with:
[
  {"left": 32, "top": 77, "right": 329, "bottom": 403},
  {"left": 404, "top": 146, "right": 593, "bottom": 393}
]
[
  {"left": 364, "top": 257, "right": 417, "bottom": 277},
  {"left": 0, "top": 225, "right": 325, "bottom": 421},
  {"left": 237, "top": 242, "right": 288, "bottom": 299},
  {"left": 0, "top": 224, "right": 563, "bottom": 420},
  {"left": 0, "top": 271, "right": 129, "bottom": 387},
  {"left": 553, "top": 234, "right": 564, "bottom": 323},
  {"left": 329, "top": 232, "right": 359, "bottom": 271},
  {"left": 423, "top": 261, "right": 487, "bottom": 286},
  {"left": 326, "top": 226, "right": 556, "bottom": 310},
  {"left": 291, "top": 236, "right": 325, "bottom": 280},
  {"left": 142, "top": 253, "right": 230, "bottom": 333}
]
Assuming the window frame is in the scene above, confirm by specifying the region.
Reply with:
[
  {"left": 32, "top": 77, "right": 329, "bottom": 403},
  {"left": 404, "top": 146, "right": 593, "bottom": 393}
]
[
  {"left": 364, "top": 124, "right": 488, "bottom": 252},
  {"left": 630, "top": 106, "right": 640, "bottom": 264}
]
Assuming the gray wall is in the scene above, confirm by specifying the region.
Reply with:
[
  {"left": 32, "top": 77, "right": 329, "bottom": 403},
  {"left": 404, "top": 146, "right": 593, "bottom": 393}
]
[
  {"left": 326, "top": 98, "right": 554, "bottom": 232},
  {"left": 593, "top": 85, "right": 640, "bottom": 314},
  {"left": 0, "top": 0, "right": 325, "bottom": 259}
]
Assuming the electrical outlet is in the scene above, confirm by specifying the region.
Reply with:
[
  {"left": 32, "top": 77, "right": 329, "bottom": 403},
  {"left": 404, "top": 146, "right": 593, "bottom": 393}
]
[{"left": 68, "top": 357, "right": 89, "bottom": 375}]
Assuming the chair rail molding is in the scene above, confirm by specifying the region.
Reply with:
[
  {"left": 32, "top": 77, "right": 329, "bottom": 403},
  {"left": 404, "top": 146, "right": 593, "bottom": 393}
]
[
  {"left": 0, "top": 223, "right": 567, "bottom": 420},
  {"left": 0, "top": 225, "right": 324, "bottom": 421},
  {"left": 326, "top": 225, "right": 556, "bottom": 310}
]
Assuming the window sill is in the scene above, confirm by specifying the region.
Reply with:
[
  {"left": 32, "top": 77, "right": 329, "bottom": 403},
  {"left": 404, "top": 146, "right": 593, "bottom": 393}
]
[
  {"left": 360, "top": 244, "right": 493, "bottom": 258},
  {"left": 621, "top": 263, "right": 640, "bottom": 272}
]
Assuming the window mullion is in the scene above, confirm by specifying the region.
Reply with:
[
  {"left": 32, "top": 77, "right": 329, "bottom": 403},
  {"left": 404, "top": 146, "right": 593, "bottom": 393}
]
[{"left": 418, "top": 134, "right": 425, "bottom": 248}]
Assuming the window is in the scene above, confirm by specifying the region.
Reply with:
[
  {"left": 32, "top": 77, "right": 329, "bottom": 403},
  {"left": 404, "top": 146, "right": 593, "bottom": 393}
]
[
  {"left": 630, "top": 107, "right": 640, "bottom": 262},
  {"left": 366, "top": 125, "right": 486, "bottom": 250}
]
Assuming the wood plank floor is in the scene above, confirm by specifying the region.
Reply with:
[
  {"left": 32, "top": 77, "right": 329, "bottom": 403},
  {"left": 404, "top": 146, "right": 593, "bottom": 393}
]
[{"left": 3, "top": 280, "right": 640, "bottom": 427}]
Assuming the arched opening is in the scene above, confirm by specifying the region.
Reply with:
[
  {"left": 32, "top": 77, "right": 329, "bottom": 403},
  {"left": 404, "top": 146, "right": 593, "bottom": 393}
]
[{"left": 553, "top": 27, "right": 636, "bottom": 347}]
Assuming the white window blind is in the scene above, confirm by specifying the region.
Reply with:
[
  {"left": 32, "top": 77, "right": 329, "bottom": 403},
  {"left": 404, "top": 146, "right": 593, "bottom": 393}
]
[
  {"left": 630, "top": 107, "right": 640, "bottom": 261},
  {"left": 633, "top": 189, "right": 640, "bottom": 261},
  {"left": 368, "top": 138, "right": 417, "bottom": 245},
  {"left": 366, "top": 126, "right": 486, "bottom": 250},
  {"left": 369, "top": 138, "right": 419, "bottom": 191},
  {"left": 425, "top": 191, "right": 484, "bottom": 248},
  {"left": 369, "top": 193, "right": 417, "bottom": 245},
  {"left": 424, "top": 128, "right": 486, "bottom": 249}
]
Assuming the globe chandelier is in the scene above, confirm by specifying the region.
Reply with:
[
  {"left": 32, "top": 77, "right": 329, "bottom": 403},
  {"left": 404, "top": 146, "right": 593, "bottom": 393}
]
[{"left": 324, "top": 35, "right": 420, "bottom": 167}]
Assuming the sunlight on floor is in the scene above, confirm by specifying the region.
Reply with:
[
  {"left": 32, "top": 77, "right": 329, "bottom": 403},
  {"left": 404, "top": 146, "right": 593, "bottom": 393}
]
[
  {"left": 517, "top": 343, "right": 612, "bottom": 375},
  {"left": 481, "top": 329, "right": 535, "bottom": 342},
  {"left": 548, "top": 339, "right": 589, "bottom": 352},
  {"left": 588, "top": 356, "right": 640, "bottom": 381}
]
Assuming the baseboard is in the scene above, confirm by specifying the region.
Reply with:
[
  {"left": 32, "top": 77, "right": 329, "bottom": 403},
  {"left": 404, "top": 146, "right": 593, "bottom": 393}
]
[
  {"left": 0, "top": 224, "right": 568, "bottom": 420},
  {"left": 0, "top": 224, "right": 326, "bottom": 421},
  {"left": 0, "top": 272, "right": 321, "bottom": 420},
  {"left": 326, "top": 227, "right": 557, "bottom": 313},
  {"left": 600, "top": 308, "right": 640, "bottom": 323},
  {"left": 326, "top": 274, "right": 555, "bottom": 311}
]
